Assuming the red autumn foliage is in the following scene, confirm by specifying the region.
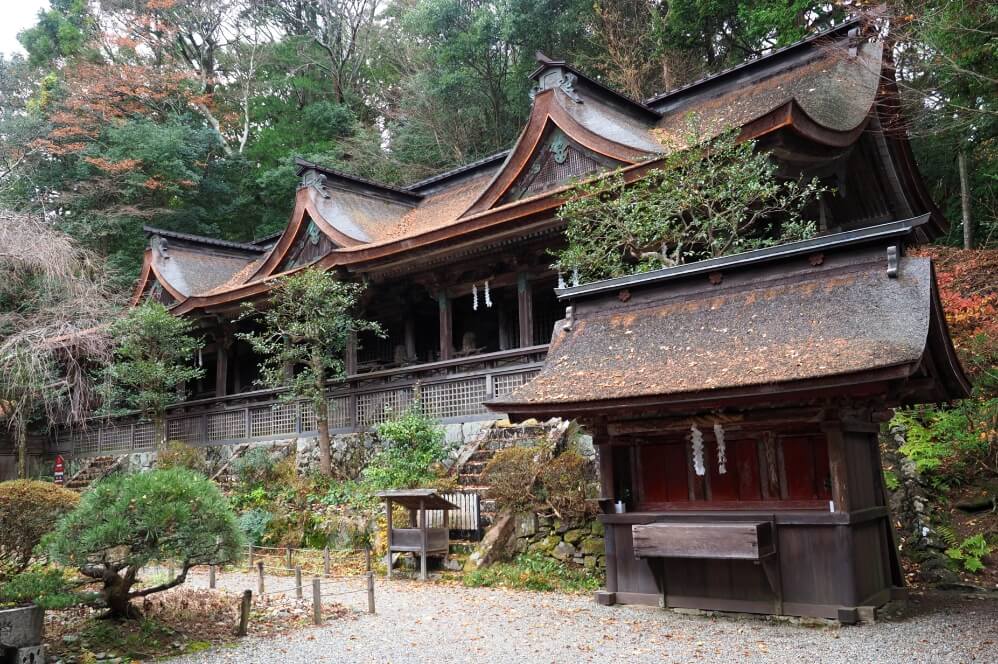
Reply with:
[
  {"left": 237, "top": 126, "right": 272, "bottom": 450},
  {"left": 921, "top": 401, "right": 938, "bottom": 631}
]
[{"left": 914, "top": 245, "right": 998, "bottom": 388}]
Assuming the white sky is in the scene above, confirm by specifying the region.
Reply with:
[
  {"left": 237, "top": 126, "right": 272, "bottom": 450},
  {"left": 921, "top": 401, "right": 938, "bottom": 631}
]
[{"left": 0, "top": 0, "right": 49, "bottom": 57}]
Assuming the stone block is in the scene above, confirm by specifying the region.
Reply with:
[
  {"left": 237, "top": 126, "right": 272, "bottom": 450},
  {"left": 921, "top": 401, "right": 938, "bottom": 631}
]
[
  {"left": 13, "top": 645, "right": 44, "bottom": 664},
  {"left": 563, "top": 528, "right": 585, "bottom": 544},
  {"left": 551, "top": 541, "right": 576, "bottom": 561},
  {"left": 514, "top": 513, "right": 537, "bottom": 538},
  {"left": 580, "top": 537, "right": 605, "bottom": 555},
  {"left": 583, "top": 555, "right": 597, "bottom": 569},
  {"left": 591, "top": 520, "right": 604, "bottom": 536},
  {"left": 0, "top": 605, "right": 43, "bottom": 648}
]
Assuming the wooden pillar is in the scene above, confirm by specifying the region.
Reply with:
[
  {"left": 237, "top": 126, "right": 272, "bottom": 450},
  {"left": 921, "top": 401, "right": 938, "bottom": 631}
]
[
  {"left": 823, "top": 422, "right": 852, "bottom": 513},
  {"left": 404, "top": 316, "right": 417, "bottom": 361},
  {"left": 437, "top": 292, "right": 453, "bottom": 361},
  {"left": 345, "top": 331, "right": 357, "bottom": 376},
  {"left": 517, "top": 272, "right": 533, "bottom": 348},
  {"left": 215, "top": 330, "right": 231, "bottom": 398},
  {"left": 497, "top": 307, "right": 509, "bottom": 351}
]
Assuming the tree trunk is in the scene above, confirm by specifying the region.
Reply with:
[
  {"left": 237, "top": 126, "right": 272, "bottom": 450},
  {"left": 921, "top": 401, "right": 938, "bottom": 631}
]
[
  {"left": 103, "top": 570, "right": 139, "bottom": 619},
  {"left": 959, "top": 149, "right": 973, "bottom": 249},
  {"left": 15, "top": 414, "right": 27, "bottom": 479},
  {"left": 312, "top": 350, "right": 331, "bottom": 476}
]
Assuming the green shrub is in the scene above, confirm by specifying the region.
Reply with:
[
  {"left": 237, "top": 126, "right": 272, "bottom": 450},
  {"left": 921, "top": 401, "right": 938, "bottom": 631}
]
[
  {"left": 45, "top": 468, "right": 244, "bottom": 619},
  {"left": 484, "top": 444, "right": 598, "bottom": 520},
  {"left": 0, "top": 567, "right": 92, "bottom": 610},
  {"left": 156, "top": 440, "right": 206, "bottom": 473},
  {"left": 945, "top": 533, "right": 993, "bottom": 573},
  {"left": 363, "top": 405, "right": 448, "bottom": 490},
  {"left": 0, "top": 480, "right": 80, "bottom": 581},
  {"left": 233, "top": 447, "right": 278, "bottom": 486},
  {"left": 463, "top": 553, "right": 601, "bottom": 593},
  {"left": 237, "top": 509, "right": 272, "bottom": 546}
]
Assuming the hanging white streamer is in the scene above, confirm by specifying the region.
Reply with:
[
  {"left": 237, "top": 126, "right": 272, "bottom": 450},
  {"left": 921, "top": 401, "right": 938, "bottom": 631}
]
[
  {"left": 571, "top": 268, "right": 580, "bottom": 288},
  {"left": 484, "top": 280, "right": 492, "bottom": 308},
  {"left": 557, "top": 271, "right": 566, "bottom": 290},
  {"left": 691, "top": 424, "right": 705, "bottom": 476},
  {"left": 714, "top": 421, "right": 726, "bottom": 474},
  {"left": 472, "top": 283, "right": 478, "bottom": 311}
]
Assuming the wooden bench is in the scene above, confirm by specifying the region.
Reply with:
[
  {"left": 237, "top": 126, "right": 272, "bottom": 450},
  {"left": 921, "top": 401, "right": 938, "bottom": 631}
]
[{"left": 632, "top": 521, "right": 782, "bottom": 610}]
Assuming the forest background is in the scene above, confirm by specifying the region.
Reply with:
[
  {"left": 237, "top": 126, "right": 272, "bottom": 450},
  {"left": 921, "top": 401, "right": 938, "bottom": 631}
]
[{"left": 0, "top": 0, "right": 994, "bottom": 286}]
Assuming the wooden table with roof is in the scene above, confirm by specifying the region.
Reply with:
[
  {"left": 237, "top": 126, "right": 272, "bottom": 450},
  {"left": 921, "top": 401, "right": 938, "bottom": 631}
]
[{"left": 377, "top": 489, "right": 458, "bottom": 580}]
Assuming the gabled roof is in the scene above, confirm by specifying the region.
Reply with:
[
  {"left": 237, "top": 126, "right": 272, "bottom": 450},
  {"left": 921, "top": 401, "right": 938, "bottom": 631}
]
[
  {"left": 130, "top": 227, "right": 264, "bottom": 306},
  {"left": 166, "top": 19, "right": 943, "bottom": 316},
  {"left": 490, "top": 219, "right": 970, "bottom": 417}
]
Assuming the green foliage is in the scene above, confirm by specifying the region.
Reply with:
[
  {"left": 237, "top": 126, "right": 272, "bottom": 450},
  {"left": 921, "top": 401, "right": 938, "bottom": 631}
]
[
  {"left": 554, "top": 125, "right": 822, "bottom": 282},
  {"left": 892, "top": 400, "right": 997, "bottom": 488},
  {"left": 17, "top": 0, "right": 94, "bottom": 66},
  {"left": 155, "top": 440, "right": 206, "bottom": 474},
  {"left": 945, "top": 533, "right": 993, "bottom": 573},
  {"left": 363, "top": 404, "right": 448, "bottom": 490},
  {"left": 46, "top": 468, "right": 244, "bottom": 617},
  {"left": 100, "top": 301, "right": 204, "bottom": 437},
  {"left": 0, "top": 567, "right": 91, "bottom": 610},
  {"left": 463, "top": 552, "right": 601, "bottom": 592},
  {"left": 232, "top": 447, "right": 279, "bottom": 487},
  {"left": 237, "top": 509, "right": 273, "bottom": 546},
  {"left": 0, "top": 480, "right": 80, "bottom": 581}
]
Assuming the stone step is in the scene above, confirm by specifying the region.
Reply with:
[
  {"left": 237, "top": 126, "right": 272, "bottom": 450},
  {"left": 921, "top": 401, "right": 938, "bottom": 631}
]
[{"left": 458, "top": 474, "right": 483, "bottom": 486}]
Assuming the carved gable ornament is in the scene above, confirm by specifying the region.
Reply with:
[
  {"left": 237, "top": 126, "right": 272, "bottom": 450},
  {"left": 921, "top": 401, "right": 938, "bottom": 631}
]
[
  {"left": 499, "top": 127, "right": 622, "bottom": 204},
  {"left": 278, "top": 218, "right": 336, "bottom": 273}
]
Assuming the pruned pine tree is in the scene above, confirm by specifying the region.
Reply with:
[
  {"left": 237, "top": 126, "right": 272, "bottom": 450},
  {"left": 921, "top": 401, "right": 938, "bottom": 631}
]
[{"left": 239, "top": 268, "right": 381, "bottom": 477}]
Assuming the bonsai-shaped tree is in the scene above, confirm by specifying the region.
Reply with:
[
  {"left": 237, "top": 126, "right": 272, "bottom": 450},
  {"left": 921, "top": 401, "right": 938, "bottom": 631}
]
[
  {"left": 100, "top": 301, "right": 204, "bottom": 444},
  {"left": 240, "top": 268, "right": 380, "bottom": 476},
  {"left": 45, "top": 468, "right": 244, "bottom": 619},
  {"left": 554, "top": 122, "right": 825, "bottom": 282},
  {"left": 0, "top": 209, "right": 116, "bottom": 477}
]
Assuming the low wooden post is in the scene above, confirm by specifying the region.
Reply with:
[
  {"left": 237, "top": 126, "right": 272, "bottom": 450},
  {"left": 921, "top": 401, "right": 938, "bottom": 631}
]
[
  {"left": 364, "top": 546, "right": 372, "bottom": 573},
  {"left": 419, "top": 498, "right": 427, "bottom": 581},
  {"left": 247, "top": 544, "right": 254, "bottom": 572},
  {"left": 168, "top": 564, "right": 175, "bottom": 581},
  {"left": 236, "top": 590, "right": 251, "bottom": 636},
  {"left": 366, "top": 572, "right": 375, "bottom": 614},
  {"left": 209, "top": 565, "right": 216, "bottom": 589},
  {"left": 323, "top": 547, "right": 331, "bottom": 577},
  {"left": 311, "top": 578, "right": 322, "bottom": 625},
  {"left": 295, "top": 566, "right": 303, "bottom": 600},
  {"left": 257, "top": 561, "right": 265, "bottom": 595},
  {"left": 286, "top": 547, "right": 293, "bottom": 571},
  {"left": 385, "top": 499, "right": 393, "bottom": 579}
]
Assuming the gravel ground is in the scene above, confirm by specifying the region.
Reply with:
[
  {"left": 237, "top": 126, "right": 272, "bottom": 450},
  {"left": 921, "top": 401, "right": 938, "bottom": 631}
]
[{"left": 169, "top": 569, "right": 998, "bottom": 664}]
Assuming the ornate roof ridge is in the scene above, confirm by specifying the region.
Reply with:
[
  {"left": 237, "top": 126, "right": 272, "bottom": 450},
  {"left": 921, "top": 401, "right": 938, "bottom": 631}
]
[
  {"left": 405, "top": 150, "right": 511, "bottom": 192},
  {"left": 142, "top": 226, "right": 267, "bottom": 253},
  {"left": 643, "top": 17, "right": 863, "bottom": 107}
]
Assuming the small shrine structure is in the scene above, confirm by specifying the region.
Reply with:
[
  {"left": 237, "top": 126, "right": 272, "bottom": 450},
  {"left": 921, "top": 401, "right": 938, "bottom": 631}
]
[
  {"left": 490, "top": 217, "right": 969, "bottom": 622},
  {"left": 378, "top": 489, "right": 458, "bottom": 580}
]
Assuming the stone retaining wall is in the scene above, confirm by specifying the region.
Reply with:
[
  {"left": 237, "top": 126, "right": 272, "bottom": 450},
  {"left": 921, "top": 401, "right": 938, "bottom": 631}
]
[{"left": 511, "top": 513, "right": 605, "bottom": 571}]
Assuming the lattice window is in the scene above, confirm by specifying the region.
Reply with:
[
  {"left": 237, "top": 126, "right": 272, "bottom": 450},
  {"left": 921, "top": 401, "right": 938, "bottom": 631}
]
[
  {"left": 492, "top": 371, "right": 539, "bottom": 399},
  {"left": 248, "top": 403, "right": 298, "bottom": 438},
  {"left": 356, "top": 388, "right": 412, "bottom": 427},
  {"left": 423, "top": 378, "right": 488, "bottom": 419},
  {"left": 300, "top": 402, "right": 317, "bottom": 433},
  {"left": 207, "top": 411, "right": 247, "bottom": 442},
  {"left": 133, "top": 423, "right": 156, "bottom": 451},
  {"left": 328, "top": 397, "right": 351, "bottom": 429},
  {"left": 100, "top": 426, "right": 132, "bottom": 454},
  {"left": 167, "top": 416, "right": 204, "bottom": 446},
  {"left": 75, "top": 429, "right": 99, "bottom": 456}
]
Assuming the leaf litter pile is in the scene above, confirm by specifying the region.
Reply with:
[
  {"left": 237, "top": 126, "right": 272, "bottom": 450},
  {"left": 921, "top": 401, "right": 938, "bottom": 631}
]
[{"left": 44, "top": 586, "right": 349, "bottom": 662}]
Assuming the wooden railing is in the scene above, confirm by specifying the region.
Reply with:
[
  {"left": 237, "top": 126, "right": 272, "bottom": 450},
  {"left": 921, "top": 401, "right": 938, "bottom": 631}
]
[{"left": 58, "top": 345, "right": 548, "bottom": 458}]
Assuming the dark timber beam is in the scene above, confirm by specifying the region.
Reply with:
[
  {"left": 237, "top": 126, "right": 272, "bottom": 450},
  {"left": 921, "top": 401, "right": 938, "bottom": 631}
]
[
  {"left": 438, "top": 292, "right": 453, "bottom": 361},
  {"left": 517, "top": 272, "right": 533, "bottom": 348}
]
